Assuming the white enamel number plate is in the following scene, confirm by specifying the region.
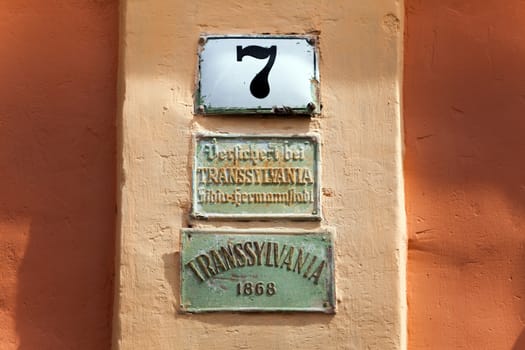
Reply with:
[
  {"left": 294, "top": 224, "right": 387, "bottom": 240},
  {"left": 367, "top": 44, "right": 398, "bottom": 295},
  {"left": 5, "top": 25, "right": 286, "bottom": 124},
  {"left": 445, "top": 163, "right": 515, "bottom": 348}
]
[{"left": 196, "top": 35, "right": 319, "bottom": 115}]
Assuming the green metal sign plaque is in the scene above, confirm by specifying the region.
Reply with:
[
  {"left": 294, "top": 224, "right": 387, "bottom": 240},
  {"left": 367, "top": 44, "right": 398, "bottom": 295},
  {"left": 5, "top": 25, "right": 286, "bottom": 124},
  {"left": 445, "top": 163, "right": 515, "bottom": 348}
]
[
  {"left": 180, "top": 229, "right": 335, "bottom": 313},
  {"left": 191, "top": 134, "right": 321, "bottom": 220}
]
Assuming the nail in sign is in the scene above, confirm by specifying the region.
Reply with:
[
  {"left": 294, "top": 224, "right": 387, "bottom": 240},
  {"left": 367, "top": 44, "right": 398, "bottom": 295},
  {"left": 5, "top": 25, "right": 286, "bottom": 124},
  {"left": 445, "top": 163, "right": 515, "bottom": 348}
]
[{"left": 196, "top": 35, "right": 319, "bottom": 115}]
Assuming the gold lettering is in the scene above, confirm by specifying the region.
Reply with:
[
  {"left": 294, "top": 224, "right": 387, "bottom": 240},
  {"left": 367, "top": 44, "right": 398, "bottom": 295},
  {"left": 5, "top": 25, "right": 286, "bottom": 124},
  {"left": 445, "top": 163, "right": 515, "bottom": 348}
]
[
  {"left": 208, "top": 167, "right": 218, "bottom": 184},
  {"left": 264, "top": 169, "right": 272, "bottom": 183},
  {"left": 293, "top": 249, "right": 309, "bottom": 274},
  {"left": 302, "top": 255, "right": 317, "bottom": 279},
  {"left": 275, "top": 168, "right": 285, "bottom": 183},
  {"left": 210, "top": 249, "right": 227, "bottom": 273},
  {"left": 253, "top": 242, "right": 265, "bottom": 266},
  {"left": 185, "top": 260, "right": 205, "bottom": 282},
  {"left": 187, "top": 243, "right": 326, "bottom": 284},
  {"left": 196, "top": 254, "right": 215, "bottom": 277},
  {"left": 286, "top": 168, "right": 296, "bottom": 184},
  {"left": 228, "top": 168, "right": 237, "bottom": 183},
  {"left": 253, "top": 168, "right": 262, "bottom": 183},
  {"left": 195, "top": 166, "right": 314, "bottom": 186},
  {"left": 254, "top": 193, "right": 264, "bottom": 203},
  {"left": 302, "top": 168, "right": 314, "bottom": 184},
  {"left": 266, "top": 146, "right": 276, "bottom": 161},
  {"left": 298, "top": 146, "right": 305, "bottom": 160},
  {"left": 217, "top": 168, "right": 228, "bottom": 183},
  {"left": 273, "top": 243, "right": 287, "bottom": 267},
  {"left": 280, "top": 246, "right": 295, "bottom": 270},
  {"left": 284, "top": 142, "right": 292, "bottom": 160},
  {"left": 204, "top": 143, "right": 217, "bottom": 160},
  {"left": 233, "top": 243, "right": 246, "bottom": 267},
  {"left": 237, "top": 168, "right": 245, "bottom": 183},
  {"left": 308, "top": 260, "right": 326, "bottom": 285},
  {"left": 245, "top": 168, "right": 254, "bottom": 184},
  {"left": 227, "top": 149, "right": 235, "bottom": 163},
  {"left": 271, "top": 168, "right": 278, "bottom": 184},
  {"left": 219, "top": 244, "right": 237, "bottom": 270},
  {"left": 265, "top": 242, "right": 273, "bottom": 267},
  {"left": 244, "top": 242, "right": 256, "bottom": 266},
  {"left": 196, "top": 168, "right": 206, "bottom": 184}
]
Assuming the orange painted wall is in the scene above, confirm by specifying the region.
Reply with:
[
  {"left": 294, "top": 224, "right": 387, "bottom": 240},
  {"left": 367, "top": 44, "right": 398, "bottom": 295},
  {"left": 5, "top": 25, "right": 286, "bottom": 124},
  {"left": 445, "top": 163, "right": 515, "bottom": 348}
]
[
  {"left": 0, "top": 1, "right": 117, "bottom": 349},
  {"left": 405, "top": 1, "right": 525, "bottom": 349}
]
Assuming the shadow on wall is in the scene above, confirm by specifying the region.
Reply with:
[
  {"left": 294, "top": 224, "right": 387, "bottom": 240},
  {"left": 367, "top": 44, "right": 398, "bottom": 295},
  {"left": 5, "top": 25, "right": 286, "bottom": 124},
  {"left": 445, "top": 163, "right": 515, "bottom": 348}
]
[
  {"left": 0, "top": 1, "right": 118, "bottom": 349},
  {"left": 514, "top": 332, "right": 525, "bottom": 350},
  {"left": 404, "top": 1, "right": 525, "bottom": 349}
]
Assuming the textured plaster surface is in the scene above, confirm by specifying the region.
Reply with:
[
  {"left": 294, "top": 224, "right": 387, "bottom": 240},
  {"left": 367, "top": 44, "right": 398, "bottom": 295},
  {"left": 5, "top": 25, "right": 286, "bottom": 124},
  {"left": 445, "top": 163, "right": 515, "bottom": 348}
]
[
  {"left": 0, "top": 1, "right": 118, "bottom": 349},
  {"left": 405, "top": 1, "right": 525, "bottom": 349},
  {"left": 115, "top": 1, "right": 405, "bottom": 349}
]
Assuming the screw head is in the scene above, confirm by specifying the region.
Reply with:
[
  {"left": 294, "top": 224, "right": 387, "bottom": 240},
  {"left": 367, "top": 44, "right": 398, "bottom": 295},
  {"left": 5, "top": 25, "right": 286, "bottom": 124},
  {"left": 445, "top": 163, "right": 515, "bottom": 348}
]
[
  {"left": 307, "top": 37, "right": 316, "bottom": 46},
  {"left": 197, "top": 105, "right": 205, "bottom": 113},
  {"left": 307, "top": 102, "right": 316, "bottom": 112}
]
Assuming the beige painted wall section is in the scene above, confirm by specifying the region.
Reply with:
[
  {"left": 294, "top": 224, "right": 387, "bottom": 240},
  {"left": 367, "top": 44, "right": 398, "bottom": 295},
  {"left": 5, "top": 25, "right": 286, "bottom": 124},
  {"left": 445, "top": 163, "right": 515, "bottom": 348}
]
[{"left": 114, "top": 1, "right": 405, "bottom": 349}]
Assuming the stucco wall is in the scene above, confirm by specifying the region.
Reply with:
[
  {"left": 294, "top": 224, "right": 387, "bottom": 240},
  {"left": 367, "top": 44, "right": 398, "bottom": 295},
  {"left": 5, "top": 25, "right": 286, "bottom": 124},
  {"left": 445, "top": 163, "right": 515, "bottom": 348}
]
[
  {"left": 115, "top": 1, "right": 405, "bottom": 349},
  {"left": 0, "top": 1, "right": 118, "bottom": 349},
  {"left": 405, "top": 1, "right": 525, "bottom": 349}
]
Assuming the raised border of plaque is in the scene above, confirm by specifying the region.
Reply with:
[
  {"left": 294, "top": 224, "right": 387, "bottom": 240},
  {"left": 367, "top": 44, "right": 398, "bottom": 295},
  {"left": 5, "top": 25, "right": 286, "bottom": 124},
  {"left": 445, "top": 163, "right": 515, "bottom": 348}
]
[
  {"left": 195, "top": 35, "right": 320, "bottom": 116},
  {"left": 191, "top": 133, "right": 321, "bottom": 220},
  {"left": 180, "top": 228, "right": 335, "bottom": 313}
]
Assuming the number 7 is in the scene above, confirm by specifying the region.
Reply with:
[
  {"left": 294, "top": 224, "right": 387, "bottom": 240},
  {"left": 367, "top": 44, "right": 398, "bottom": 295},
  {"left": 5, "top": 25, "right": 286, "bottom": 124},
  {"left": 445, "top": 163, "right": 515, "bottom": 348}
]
[{"left": 236, "top": 45, "right": 277, "bottom": 99}]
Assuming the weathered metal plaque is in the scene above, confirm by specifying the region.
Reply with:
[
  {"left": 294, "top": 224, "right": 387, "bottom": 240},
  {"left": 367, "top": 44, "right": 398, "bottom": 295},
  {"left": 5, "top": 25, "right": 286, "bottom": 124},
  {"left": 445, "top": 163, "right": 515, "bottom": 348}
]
[
  {"left": 180, "top": 229, "right": 335, "bottom": 313},
  {"left": 196, "top": 35, "right": 319, "bottom": 115},
  {"left": 192, "top": 134, "right": 320, "bottom": 220}
]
